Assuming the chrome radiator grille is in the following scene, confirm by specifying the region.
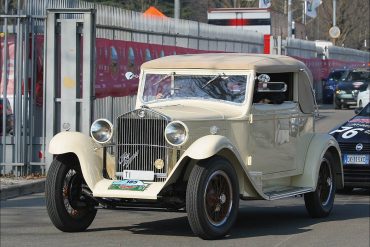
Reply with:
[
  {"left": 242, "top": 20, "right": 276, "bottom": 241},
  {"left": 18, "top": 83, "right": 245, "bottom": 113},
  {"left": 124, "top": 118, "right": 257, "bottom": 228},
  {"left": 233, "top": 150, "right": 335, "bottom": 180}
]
[{"left": 116, "top": 109, "right": 170, "bottom": 182}]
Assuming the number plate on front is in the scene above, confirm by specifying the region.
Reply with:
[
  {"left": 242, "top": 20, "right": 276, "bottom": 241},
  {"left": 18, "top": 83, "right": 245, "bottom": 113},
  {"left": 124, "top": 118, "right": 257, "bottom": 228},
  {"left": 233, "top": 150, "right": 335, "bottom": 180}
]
[
  {"left": 117, "top": 170, "right": 155, "bottom": 181},
  {"left": 343, "top": 154, "right": 369, "bottom": 165}
]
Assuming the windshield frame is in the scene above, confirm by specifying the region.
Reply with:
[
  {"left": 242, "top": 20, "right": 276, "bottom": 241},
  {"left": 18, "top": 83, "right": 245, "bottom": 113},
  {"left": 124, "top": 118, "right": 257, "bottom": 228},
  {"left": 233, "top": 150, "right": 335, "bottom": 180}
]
[{"left": 139, "top": 69, "right": 253, "bottom": 106}]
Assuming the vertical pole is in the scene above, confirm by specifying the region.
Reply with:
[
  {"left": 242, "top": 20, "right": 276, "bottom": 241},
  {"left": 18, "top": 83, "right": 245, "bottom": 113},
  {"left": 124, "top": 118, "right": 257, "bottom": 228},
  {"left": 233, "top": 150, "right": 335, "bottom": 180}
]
[
  {"left": 174, "top": 0, "right": 180, "bottom": 19},
  {"left": 22, "top": 18, "right": 29, "bottom": 175},
  {"left": 29, "top": 17, "right": 36, "bottom": 172},
  {"left": 287, "top": 0, "right": 292, "bottom": 38},
  {"left": 82, "top": 12, "right": 95, "bottom": 135},
  {"left": 15, "top": 3, "right": 23, "bottom": 165},
  {"left": 332, "top": 0, "right": 336, "bottom": 45},
  {"left": 44, "top": 12, "right": 56, "bottom": 170},
  {"left": 2, "top": 0, "right": 9, "bottom": 163},
  {"left": 333, "top": 0, "right": 336, "bottom": 26}
]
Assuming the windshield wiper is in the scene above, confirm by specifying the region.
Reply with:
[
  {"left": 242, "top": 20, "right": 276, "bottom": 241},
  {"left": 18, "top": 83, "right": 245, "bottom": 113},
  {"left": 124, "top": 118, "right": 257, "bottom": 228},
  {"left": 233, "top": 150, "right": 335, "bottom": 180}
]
[
  {"left": 153, "top": 72, "right": 175, "bottom": 86},
  {"left": 202, "top": 74, "right": 221, "bottom": 89},
  {"left": 201, "top": 73, "right": 228, "bottom": 89}
]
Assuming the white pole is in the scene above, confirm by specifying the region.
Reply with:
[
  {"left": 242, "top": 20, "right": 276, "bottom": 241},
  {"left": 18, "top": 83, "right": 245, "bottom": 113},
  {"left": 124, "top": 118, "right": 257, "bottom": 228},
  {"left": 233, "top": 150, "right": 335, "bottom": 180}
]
[
  {"left": 174, "top": 0, "right": 180, "bottom": 19},
  {"left": 288, "top": 0, "right": 292, "bottom": 37},
  {"left": 333, "top": 0, "right": 336, "bottom": 26}
]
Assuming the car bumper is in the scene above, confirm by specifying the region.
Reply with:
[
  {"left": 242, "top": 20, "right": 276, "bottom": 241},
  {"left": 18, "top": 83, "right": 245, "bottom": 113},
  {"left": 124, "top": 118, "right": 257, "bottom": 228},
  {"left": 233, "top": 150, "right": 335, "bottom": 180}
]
[
  {"left": 343, "top": 166, "right": 370, "bottom": 188},
  {"left": 335, "top": 94, "right": 357, "bottom": 106}
]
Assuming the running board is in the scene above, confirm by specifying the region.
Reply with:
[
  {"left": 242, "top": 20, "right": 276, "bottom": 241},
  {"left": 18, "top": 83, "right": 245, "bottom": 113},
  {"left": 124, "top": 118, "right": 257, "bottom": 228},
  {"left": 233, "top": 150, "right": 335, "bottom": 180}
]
[{"left": 264, "top": 187, "right": 313, "bottom": 200}]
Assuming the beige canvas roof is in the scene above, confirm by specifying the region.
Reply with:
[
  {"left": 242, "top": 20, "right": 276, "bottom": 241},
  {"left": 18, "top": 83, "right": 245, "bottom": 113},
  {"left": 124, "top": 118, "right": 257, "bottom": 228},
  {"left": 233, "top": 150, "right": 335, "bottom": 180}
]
[{"left": 141, "top": 53, "right": 308, "bottom": 73}]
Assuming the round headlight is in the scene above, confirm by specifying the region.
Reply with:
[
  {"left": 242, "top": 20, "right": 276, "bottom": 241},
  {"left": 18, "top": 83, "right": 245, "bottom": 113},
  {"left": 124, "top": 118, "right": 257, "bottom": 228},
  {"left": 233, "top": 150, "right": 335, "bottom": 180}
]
[
  {"left": 90, "top": 119, "right": 113, "bottom": 144},
  {"left": 165, "top": 121, "right": 188, "bottom": 146}
]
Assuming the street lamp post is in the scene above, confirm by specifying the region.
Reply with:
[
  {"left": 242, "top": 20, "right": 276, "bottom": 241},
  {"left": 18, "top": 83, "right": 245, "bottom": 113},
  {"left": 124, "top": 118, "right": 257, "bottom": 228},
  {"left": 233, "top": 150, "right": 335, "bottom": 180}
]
[
  {"left": 174, "top": 0, "right": 180, "bottom": 19},
  {"left": 288, "top": 0, "right": 292, "bottom": 37}
]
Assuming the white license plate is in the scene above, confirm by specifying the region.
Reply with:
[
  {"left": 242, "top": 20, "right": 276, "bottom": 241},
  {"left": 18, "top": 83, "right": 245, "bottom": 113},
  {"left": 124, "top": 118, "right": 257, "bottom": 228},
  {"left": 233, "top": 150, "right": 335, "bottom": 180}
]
[
  {"left": 116, "top": 170, "right": 155, "bottom": 181},
  {"left": 343, "top": 154, "right": 369, "bottom": 165}
]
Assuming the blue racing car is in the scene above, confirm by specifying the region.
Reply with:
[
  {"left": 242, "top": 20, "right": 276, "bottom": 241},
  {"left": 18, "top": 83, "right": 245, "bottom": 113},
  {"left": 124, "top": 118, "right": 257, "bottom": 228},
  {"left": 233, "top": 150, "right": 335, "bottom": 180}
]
[{"left": 329, "top": 103, "right": 370, "bottom": 191}]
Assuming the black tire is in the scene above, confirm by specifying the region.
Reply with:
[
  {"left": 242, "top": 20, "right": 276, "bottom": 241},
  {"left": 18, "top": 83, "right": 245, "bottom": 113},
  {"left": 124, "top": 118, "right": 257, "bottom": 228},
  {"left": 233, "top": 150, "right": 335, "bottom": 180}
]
[
  {"left": 45, "top": 157, "right": 97, "bottom": 232},
  {"left": 304, "top": 152, "right": 336, "bottom": 218},
  {"left": 186, "top": 156, "right": 239, "bottom": 239}
]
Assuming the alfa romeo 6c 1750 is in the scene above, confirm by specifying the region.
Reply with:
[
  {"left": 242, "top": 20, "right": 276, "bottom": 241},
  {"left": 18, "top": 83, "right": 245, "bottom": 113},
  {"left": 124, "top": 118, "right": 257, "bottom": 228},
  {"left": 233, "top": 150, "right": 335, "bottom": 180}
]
[{"left": 46, "top": 53, "right": 343, "bottom": 239}]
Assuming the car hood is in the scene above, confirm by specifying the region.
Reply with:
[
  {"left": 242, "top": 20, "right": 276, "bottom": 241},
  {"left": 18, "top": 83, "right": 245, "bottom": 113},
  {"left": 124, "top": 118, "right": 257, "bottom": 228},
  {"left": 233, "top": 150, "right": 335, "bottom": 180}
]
[
  {"left": 337, "top": 81, "right": 368, "bottom": 91},
  {"left": 330, "top": 116, "right": 370, "bottom": 143},
  {"left": 150, "top": 104, "right": 241, "bottom": 120}
]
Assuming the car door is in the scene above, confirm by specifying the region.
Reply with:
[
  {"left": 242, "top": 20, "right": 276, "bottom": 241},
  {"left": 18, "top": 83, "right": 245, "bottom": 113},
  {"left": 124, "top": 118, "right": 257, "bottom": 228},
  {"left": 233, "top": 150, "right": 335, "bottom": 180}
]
[{"left": 250, "top": 102, "right": 300, "bottom": 177}]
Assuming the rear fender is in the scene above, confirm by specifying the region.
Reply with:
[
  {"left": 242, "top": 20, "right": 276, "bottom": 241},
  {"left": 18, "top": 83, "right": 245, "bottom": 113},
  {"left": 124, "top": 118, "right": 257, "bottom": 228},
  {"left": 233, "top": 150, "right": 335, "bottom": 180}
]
[{"left": 292, "top": 133, "right": 343, "bottom": 189}]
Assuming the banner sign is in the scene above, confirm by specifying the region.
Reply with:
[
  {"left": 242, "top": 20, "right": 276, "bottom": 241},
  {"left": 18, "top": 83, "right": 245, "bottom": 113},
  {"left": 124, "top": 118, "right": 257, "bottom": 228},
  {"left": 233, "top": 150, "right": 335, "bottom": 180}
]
[
  {"left": 0, "top": 35, "right": 366, "bottom": 101},
  {"left": 0, "top": 36, "right": 15, "bottom": 96}
]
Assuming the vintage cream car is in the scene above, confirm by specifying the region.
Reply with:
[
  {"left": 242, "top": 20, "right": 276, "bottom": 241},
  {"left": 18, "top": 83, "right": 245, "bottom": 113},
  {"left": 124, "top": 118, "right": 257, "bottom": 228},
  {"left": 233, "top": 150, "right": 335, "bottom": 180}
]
[{"left": 46, "top": 54, "right": 343, "bottom": 239}]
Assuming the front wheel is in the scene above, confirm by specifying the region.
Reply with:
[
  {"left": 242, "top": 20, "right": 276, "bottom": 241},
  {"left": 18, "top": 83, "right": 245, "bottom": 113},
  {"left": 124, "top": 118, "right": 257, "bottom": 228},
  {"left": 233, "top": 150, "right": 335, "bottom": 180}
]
[
  {"left": 186, "top": 157, "right": 239, "bottom": 239},
  {"left": 45, "top": 156, "right": 97, "bottom": 232},
  {"left": 304, "top": 152, "right": 336, "bottom": 218}
]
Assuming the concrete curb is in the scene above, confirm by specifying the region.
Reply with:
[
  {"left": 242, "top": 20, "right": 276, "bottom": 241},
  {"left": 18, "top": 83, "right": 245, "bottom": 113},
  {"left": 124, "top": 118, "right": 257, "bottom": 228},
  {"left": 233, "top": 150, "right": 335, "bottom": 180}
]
[{"left": 0, "top": 179, "right": 46, "bottom": 200}]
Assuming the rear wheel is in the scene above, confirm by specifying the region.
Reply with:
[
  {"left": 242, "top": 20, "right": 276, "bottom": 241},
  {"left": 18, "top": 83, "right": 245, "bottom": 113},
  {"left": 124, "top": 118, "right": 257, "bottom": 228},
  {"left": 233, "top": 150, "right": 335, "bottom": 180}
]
[
  {"left": 45, "top": 156, "right": 97, "bottom": 232},
  {"left": 186, "top": 157, "right": 239, "bottom": 239},
  {"left": 304, "top": 152, "right": 336, "bottom": 218}
]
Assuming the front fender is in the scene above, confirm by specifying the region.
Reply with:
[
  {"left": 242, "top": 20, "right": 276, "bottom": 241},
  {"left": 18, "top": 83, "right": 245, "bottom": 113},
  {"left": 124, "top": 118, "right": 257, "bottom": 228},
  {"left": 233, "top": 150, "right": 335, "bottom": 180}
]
[
  {"left": 162, "top": 135, "right": 267, "bottom": 199},
  {"left": 49, "top": 131, "right": 110, "bottom": 190},
  {"left": 184, "top": 135, "right": 237, "bottom": 160},
  {"left": 292, "top": 133, "right": 343, "bottom": 189}
]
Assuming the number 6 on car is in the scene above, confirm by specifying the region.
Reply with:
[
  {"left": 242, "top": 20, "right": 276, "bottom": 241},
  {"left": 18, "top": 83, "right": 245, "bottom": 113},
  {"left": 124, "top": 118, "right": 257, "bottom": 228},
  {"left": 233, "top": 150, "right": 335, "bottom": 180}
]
[{"left": 45, "top": 54, "right": 344, "bottom": 239}]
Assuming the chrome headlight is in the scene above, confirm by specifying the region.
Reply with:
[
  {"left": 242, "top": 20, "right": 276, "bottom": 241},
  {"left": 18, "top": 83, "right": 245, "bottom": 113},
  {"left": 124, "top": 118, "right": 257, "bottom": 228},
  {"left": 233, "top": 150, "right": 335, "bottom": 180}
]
[
  {"left": 165, "top": 121, "right": 188, "bottom": 146},
  {"left": 90, "top": 119, "right": 113, "bottom": 144}
]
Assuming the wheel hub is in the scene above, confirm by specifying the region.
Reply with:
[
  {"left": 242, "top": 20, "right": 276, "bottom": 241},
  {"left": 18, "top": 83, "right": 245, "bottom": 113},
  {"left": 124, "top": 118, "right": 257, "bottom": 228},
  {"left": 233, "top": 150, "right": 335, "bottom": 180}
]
[
  {"left": 219, "top": 193, "right": 227, "bottom": 204},
  {"left": 326, "top": 177, "right": 332, "bottom": 187}
]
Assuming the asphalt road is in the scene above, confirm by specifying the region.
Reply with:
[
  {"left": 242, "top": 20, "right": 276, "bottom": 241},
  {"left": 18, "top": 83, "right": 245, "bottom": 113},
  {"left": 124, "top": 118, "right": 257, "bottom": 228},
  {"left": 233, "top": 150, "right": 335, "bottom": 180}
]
[{"left": 1, "top": 107, "right": 369, "bottom": 247}]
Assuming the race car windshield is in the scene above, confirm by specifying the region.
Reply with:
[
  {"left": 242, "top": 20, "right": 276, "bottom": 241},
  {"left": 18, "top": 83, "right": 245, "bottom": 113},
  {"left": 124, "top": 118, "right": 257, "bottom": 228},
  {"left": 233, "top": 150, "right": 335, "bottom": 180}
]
[
  {"left": 358, "top": 104, "right": 370, "bottom": 116},
  {"left": 142, "top": 73, "right": 248, "bottom": 104}
]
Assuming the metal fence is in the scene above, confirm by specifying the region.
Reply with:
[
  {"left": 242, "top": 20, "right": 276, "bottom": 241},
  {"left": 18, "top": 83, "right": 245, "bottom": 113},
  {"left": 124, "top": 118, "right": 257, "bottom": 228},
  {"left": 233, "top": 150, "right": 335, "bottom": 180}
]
[{"left": 1, "top": 1, "right": 46, "bottom": 175}]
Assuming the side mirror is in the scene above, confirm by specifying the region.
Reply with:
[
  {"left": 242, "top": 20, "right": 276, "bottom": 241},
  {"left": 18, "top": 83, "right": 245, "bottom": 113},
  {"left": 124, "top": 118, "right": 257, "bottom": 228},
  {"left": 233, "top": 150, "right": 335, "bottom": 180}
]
[
  {"left": 354, "top": 107, "right": 363, "bottom": 114},
  {"left": 125, "top": 72, "right": 138, "bottom": 80},
  {"left": 257, "top": 81, "right": 287, "bottom": 92}
]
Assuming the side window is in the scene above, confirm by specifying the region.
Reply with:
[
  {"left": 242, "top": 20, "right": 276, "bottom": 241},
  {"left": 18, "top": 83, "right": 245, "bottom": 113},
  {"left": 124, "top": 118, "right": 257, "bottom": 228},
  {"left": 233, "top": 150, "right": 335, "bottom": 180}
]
[{"left": 253, "top": 73, "right": 294, "bottom": 104}]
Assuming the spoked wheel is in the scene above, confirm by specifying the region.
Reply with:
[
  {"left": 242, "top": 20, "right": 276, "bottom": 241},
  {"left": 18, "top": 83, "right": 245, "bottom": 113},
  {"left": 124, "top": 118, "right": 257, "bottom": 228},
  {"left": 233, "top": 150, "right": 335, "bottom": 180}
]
[
  {"left": 186, "top": 157, "right": 239, "bottom": 239},
  {"left": 304, "top": 152, "right": 336, "bottom": 218},
  {"left": 204, "top": 170, "right": 234, "bottom": 228},
  {"left": 46, "top": 157, "right": 97, "bottom": 232}
]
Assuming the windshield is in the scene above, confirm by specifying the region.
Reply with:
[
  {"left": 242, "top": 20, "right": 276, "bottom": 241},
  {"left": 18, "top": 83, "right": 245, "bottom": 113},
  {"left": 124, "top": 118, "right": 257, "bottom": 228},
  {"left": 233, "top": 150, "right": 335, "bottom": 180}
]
[
  {"left": 329, "top": 70, "right": 347, "bottom": 81},
  {"left": 343, "top": 71, "right": 370, "bottom": 82},
  {"left": 142, "top": 72, "right": 248, "bottom": 104},
  {"left": 358, "top": 103, "right": 370, "bottom": 117}
]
